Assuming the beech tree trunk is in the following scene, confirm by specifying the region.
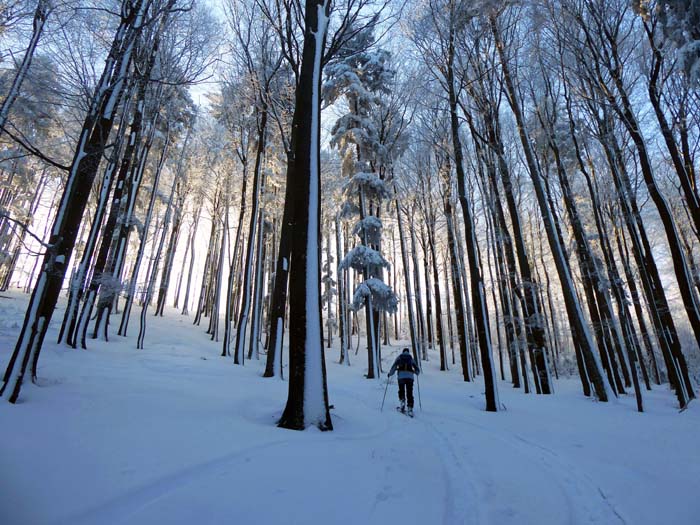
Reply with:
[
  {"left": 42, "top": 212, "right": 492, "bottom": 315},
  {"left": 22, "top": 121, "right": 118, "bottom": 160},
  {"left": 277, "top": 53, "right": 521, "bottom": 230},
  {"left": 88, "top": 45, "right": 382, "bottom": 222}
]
[
  {"left": 491, "top": 14, "right": 606, "bottom": 402},
  {"left": 447, "top": 16, "right": 498, "bottom": 410},
  {"left": 277, "top": 0, "right": 333, "bottom": 431},
  {"left": 2, "top": 0, "right": 147, "bottom": 403}
]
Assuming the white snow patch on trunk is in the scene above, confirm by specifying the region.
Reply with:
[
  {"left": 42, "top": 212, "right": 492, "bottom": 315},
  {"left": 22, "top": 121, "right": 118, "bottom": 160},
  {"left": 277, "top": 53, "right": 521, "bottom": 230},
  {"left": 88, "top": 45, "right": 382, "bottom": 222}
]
[{"left": 303, "top": 2, "right": 331, "bottom": 428}]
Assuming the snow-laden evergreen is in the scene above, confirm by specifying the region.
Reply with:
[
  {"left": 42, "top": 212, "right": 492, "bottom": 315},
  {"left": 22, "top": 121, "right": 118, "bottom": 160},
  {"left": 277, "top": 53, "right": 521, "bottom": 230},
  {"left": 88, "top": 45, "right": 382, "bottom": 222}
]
[
  {"left": 339, "top": 244, "right": 390, "bottom": 274},
  {"left": 350, "top": 277, "right": 398, "bottom": 314},
  {"left": 325, "top": 28, "right": 399, "bottom": 380}
]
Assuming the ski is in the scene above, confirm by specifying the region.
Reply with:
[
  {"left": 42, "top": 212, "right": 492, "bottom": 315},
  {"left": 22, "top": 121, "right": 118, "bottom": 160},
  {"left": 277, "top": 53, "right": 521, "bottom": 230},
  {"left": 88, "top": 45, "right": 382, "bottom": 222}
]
[{"left": 396, "top": 406, "right": 414, "bottom": 418}]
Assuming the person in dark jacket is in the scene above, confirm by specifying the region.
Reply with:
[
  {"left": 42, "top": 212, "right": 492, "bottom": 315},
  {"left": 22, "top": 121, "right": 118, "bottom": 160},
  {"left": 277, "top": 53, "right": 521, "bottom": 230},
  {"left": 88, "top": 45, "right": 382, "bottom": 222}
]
[{"left": 388, "top": 348, "right": 420, "bottom": 415}]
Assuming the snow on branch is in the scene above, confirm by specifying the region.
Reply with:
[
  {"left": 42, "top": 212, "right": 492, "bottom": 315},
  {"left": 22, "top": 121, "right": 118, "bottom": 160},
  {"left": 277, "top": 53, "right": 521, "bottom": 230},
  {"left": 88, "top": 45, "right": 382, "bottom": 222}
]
[
  {"left": 339, "top": 200, "right": 360, "bottom": 219},
  {"left": 350, "top": 277, "right": 398, "bottom": 314},
  {"left": 352, "top": 216, "right": 383, "bottom": 245},
  {"left": 339, "top": 245, "right": 389, "bottom": 273},
  {"left": 344, "top": 171, "right": 391, "bottom": 201},
  {"left": 0, "top": 212, "right": 51, "bottom": 249}
]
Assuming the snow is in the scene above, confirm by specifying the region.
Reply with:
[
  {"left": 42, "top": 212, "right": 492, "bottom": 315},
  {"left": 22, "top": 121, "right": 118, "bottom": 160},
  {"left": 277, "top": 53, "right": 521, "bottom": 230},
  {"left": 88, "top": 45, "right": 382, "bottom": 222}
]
[
  {"left": 339, "top": 245, "right": 390, "bottom": 273},
  {"left": 1, "top": 292, "right": 699, "bottom": 524},
  {"left": 1, "top": 273, "right": 45, "bottom": 399},
  {"left": 344, "top": 171, "right": 391, "bottom": 201},
  {"left": 351, "top": 277, "right": 398, "bottom": 314}
]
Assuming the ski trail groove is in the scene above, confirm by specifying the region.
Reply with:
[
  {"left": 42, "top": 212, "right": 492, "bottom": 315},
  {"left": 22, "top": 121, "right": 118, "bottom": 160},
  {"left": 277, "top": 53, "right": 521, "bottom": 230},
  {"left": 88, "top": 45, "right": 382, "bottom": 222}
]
[
  {"left": 50, "top": 439, "right": 294, "bottom": 525},
  {"left": 419, "top": 415, "right": 483, "bottom": 525},
  {"left": 423, "top": 408, "right": 627, "bottom": 524}
]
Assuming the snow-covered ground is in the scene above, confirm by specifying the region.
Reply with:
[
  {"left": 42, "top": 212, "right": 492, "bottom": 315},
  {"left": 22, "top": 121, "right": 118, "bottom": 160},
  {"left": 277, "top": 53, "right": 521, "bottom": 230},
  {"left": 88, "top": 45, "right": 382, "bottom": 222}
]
[{"left": 1, "top": 291, "right": 699, "bottom": 525}]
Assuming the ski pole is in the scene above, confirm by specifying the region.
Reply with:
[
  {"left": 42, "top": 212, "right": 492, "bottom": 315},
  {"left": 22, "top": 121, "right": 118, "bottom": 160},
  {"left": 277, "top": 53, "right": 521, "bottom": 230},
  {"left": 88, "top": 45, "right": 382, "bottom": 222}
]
[
  {"left": 416, "top": 373, "right": 422, "bottom": 411},
  {"left": 380, "top": 375, "right": 392, "bottom": 411}
]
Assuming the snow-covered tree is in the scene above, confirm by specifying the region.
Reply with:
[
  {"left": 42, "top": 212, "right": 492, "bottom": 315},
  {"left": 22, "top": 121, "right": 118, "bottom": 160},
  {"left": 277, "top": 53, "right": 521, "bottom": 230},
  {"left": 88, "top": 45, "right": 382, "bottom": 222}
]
[
  {"left": 326, "top": 33, "right": 398, "bottom": 379},
  {"left": 1, "top": 0, "right": 152, "bottom": 403},
  {"left": 637, "top": 0, "right": 700, "bottom": 84}
]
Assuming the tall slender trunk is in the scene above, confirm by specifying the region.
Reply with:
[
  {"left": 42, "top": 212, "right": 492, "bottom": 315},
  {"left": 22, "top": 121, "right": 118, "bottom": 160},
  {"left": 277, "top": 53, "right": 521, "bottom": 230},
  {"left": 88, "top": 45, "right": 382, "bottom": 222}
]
[
  {"left": 234, "top": 105, "right": 268, "bottom": 364},
  {"left": 93, "top": 17, "right": 173, "bottom": 342},
  {"left": 193, "top": 208, "right": 219, "bottom": 326},
  {"left": 117, "top": 129, "right": 170, "bottom": 336},
  {"left": 83, "top": 112, "right": 161, "bottom": 343},
  {"left": 409, "top": 215, "right": 427, "bottom": 360},
  {"left": 277, "top": 0, "right": 333, "bottom": 431},
  {"left": 58, "top": 100, "right": 131, "bottom": 345},
  {"left": 334, "top": 213, "right": 349, "bottom": 365},
  {"left": 0, "top": 0, "right": 49, "bottom": 132},
  {"left": 447, "top": 14, "right": 498, "bottom": 410},
  {"left": 357, "top": 188, "right": 380, "bottom": 379},
  {"left": 598, "top": 110, "right": 691, "bottom": 406},
  {"left": 427, "top": 216, "right": 447, "bottom": 371},
  {"left": 443, "top": 252, "right": 456, "bottom": 365},
  {"left": 2, "top": 0, "right": 147, "bottom": 403},
  {"left": 615, "top": 221, "right": 660, "bottom": 386},
  {"left": 445, "top": 199, "right": 469, "bottom": 380},
  {"left": 137, "top": 169, "right": 179, "bottom": 349},
  {"left": 248, "top": 211, "right": 267, "bottom": 360},
  {"left": 180, "top": 201, "right": 202, "bottom": 315},
  {"left": 324, "top": 224, "right": 333, "bottom": 349},
  {"left": 491, "top": 15, "right": 606, "bottom": 401},
  {"left": 541, "top": 110, "right": 625, "bottom": 394},
  {"left": 264, "top": 152, "right": 292, "bottom": 374},
  {"left": 395, "top": 201, "right": 419, "bottom": 361},
  {"left": 420, "top": 224, "right": 434, "bottom": 352},
  {"left": 155, "top": 185, "right": 183, "bottom": 316},
  {"left": 208, "top": 210, "right": 227, "bottom": 341},
  {"left": 155, "top": 128, "right": 191, "bottom": 316}
]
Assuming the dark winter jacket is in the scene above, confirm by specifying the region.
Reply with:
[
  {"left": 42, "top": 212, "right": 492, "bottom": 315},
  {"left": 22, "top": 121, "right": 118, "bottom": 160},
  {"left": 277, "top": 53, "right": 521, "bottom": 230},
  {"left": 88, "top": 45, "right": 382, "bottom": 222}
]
[{"left": 388, "top": 352, "right": 420, "bottom": 380}]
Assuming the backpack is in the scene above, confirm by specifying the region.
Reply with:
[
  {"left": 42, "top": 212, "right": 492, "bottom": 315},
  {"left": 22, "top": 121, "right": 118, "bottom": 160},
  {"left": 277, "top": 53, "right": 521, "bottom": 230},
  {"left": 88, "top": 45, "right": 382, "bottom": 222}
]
[{"left": 396, "top": 353, "right": 414, "bottom": 372}]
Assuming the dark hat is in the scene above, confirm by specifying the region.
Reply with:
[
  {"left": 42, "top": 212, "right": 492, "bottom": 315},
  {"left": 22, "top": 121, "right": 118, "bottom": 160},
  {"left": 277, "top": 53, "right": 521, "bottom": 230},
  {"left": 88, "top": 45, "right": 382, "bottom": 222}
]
[{"left": 402, "top": 348, "right": 410, "bottom": 353}]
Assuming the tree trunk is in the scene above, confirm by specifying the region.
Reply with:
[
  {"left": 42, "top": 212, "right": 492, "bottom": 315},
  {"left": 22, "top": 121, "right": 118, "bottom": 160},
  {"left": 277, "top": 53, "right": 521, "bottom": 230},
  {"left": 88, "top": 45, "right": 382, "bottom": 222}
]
[
  {"left": 598, "top": 109, "right": 691, "bottom": 407},
  {"left": 0, "top": 0, "right": 49, "bottom": 132},
  {"left": 447, "top": 17, "right": 498, "bottom": 410},
  {"left": 277, "top": 0, "right": 333, "bottom": 431},
  {"left": 395, "top": 201, "right": 419, "bottom": 361},
  {"left": 491, "top": 14, "right": 606, "bottom": 401},
  {"left": 234, "top": 105, "right": 268, "bottom": 363},
  {"left": 2, "top": 0, "right": 147, "bottom": 403},
  {"left": 137, "top": 169, "right": 179, "bottom": 349},
  {"left": 180, "top": 201, "right": 203, "bottom": 315},
  {"left": 409, "top": 213, "right": 427, "bottom": 360},
  {"left": 57, "top": 101, "right": 131, "bottom": 345}
]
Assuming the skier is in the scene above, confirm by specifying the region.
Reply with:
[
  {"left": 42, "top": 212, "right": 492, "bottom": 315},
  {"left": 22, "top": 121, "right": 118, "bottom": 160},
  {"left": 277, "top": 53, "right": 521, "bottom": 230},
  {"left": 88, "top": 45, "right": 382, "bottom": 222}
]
[{"left": 388, "top": 348, "right": 420, "bottom": 416}]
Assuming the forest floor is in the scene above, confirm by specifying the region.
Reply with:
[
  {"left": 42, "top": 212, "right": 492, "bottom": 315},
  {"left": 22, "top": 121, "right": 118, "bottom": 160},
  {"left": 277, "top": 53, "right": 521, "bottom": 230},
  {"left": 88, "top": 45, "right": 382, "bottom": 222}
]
[{"left": 1, "top": 291, "right": 699, "bottom": 525}]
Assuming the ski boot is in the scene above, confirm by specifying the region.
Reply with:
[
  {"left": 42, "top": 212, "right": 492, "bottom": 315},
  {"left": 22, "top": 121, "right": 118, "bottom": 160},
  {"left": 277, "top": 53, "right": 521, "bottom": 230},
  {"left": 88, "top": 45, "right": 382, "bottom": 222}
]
[
  {"left": 408, "top": 407, "right": 414, "bottom": 417},
  {"left": 400, "top": 400, "right": 406, "bottom": 413}
]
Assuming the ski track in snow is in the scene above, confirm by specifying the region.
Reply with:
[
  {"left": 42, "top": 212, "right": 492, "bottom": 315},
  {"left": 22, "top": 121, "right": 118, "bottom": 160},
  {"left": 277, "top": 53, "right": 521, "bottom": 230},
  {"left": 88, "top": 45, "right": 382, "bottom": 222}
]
[
  {"left": 420, "top": 409, "right": 627, "bottom": 525},
  {"left": 51, "top": 383, "right": 401, "bottom": 525},
  {"left": 1, "top": 294, "right": 698, "bottom": 525},
  {"left": 336, "top": 374, "right": 626, "bottom": 525},
  {"left": 420, "top": 416, "right": 483, "bottom": 525},
  {"left": 50, "top": 439, "right": 294, "bottom": 525}
]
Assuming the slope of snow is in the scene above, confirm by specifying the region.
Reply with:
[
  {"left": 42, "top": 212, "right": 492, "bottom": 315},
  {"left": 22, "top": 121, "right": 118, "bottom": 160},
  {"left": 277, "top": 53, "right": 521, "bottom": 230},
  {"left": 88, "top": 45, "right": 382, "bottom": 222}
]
[{"left": 0, "top": 291, "right": 698, "bottom": 525}]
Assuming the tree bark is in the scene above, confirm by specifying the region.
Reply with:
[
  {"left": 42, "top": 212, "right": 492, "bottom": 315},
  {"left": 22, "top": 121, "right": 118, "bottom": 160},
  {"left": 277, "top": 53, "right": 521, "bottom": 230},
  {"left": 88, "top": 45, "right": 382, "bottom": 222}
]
[
  {"left": 491, "top": 14, "right": 606, "bottom": 401},
  {"left": 2, "top": 0, "right": 148, "bottom": 403},
  {"left": 277, "top": 0, "right": 333, "bottom": 431}
]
